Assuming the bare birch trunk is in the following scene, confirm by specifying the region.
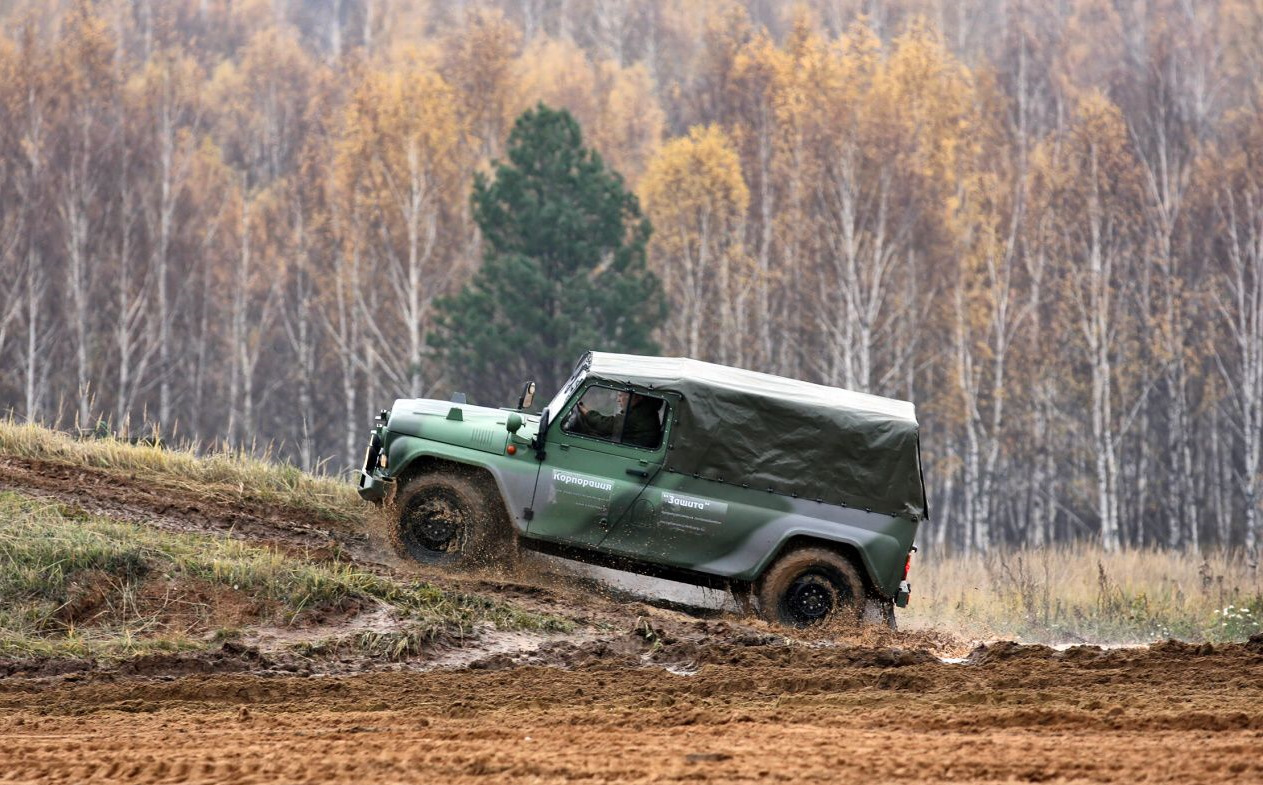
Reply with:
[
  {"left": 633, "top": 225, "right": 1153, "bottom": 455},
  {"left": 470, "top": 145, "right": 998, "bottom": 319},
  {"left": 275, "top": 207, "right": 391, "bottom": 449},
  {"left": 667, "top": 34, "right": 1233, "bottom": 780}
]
[
  {"left": 380, "top": 141, "right": 440, "bottom": 398},
  {"left": 682, "top": 214, "right": 709, "bottom": 359},
  {"left": 114, "top": 173, "right": 152, "bottom": 432},
  {"left": 1029, "top": 384, "right": 1052, "bottom": 547},
  {"left": 24, "top": 251, "right": 45, "bottom": 420},
  {"left": 755, "top": 118, "right": 773, "bottom": 371},
  {"left": 228, "top": 191, "right": 250, "bottom": 445},
  {"left": 1069, "top": 142, "right": 1126, "bottom": 552},
  {"left": 329, "top": 198, "right": 364, "bottom": 467},
  {"left": 406, "top": 146, "right": 424, "bottom": 397},
  {"left": 60, "top": 147, "right": 96, "bottom": 430},
  {"left": 954, "top": 283, "right": 981, "bottom": 550},
  {"left": 1217, "top": 189, "right": 1262, "bottom": 552},
  {"left": 280, "top": 204, "right": 317, "bottom": 470},
  {"left": 822, "top": 156, "right": 903, "bottom": 394},
  {"left": 1210, "top": 404, "right": 1228, "bottom": 547},
  {"left": 823, "top": 162, "right": 904, "bottom": 393},
  {"left": 155, "top": 77, "right": 178, "bottom": 430},
  {"left": 0, "top": 226, "right": 21, "bottom": 369},
  {"left": 716, "top": 212, "right": 735, "bottom": 365},
  {"left": 191, "top": 240, "right": 213, "bottom": 444}
]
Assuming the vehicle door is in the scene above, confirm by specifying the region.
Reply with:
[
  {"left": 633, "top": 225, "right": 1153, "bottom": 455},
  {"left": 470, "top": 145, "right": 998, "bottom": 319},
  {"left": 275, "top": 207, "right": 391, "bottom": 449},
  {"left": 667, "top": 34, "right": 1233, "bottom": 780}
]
[{"left": 527, "top": 384, "right": 672, "bottom": 553}]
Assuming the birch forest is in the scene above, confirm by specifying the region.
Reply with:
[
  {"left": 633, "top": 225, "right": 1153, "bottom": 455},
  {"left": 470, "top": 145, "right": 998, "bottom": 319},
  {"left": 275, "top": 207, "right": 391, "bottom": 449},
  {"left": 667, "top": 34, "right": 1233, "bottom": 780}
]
[{"left": 1, "top": 0, "right": 1261, "bottom": 553}]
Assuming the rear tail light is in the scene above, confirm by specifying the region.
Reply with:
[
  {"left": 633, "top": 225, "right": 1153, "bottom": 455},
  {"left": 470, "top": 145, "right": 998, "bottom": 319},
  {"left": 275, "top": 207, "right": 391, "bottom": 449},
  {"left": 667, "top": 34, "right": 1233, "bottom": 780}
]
[{"left": 903, "top": 551, "right": 913, "bottom": 580}]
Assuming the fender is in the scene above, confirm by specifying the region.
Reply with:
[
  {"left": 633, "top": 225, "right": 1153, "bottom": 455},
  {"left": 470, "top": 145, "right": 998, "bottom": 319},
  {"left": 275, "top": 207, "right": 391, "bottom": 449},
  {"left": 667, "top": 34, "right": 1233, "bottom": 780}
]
[
  {"left": 699, "top": 507, "right": 910, "bottom": 597},
  {"left": 385, "top": 435, "right": 538, "bottom": 534}
]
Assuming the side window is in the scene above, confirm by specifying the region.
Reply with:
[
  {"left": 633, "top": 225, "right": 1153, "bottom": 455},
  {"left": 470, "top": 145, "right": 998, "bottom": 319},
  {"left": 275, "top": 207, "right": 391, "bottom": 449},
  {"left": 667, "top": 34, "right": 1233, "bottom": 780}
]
[
  {"left": 562, "top": 386, "right": 624, "bottom": 441},
  {"left": 560, "top": 386, "right": 667, "bottom": 450}
]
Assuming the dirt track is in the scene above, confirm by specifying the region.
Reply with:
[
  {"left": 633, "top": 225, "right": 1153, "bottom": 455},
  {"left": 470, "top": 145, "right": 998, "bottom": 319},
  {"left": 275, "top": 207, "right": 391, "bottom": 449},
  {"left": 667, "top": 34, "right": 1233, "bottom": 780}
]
[
  {"left": 3, "top": 639, "right": 1263, "bottom": 784},
  {"left": 3, "top": 456, "right": 1263, "bottom": 783}
]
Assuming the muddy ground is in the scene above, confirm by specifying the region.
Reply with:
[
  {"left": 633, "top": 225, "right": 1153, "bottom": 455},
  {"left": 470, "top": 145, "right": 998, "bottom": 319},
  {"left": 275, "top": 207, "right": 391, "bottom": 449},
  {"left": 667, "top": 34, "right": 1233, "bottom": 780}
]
[{"left": 2, "top": 455, "right": 1263, "bottom": 784}]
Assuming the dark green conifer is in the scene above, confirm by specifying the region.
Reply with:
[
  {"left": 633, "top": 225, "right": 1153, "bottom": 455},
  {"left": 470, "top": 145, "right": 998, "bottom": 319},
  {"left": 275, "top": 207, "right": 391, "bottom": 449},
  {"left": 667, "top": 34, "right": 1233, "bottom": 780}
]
[{"left": 432, "top": 104, "right": 664, "bottom": 403}]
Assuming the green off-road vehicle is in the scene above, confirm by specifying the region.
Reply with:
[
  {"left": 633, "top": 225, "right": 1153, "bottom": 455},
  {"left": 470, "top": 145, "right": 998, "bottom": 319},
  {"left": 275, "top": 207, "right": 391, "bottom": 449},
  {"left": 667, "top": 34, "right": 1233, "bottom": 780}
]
[{"left": 358, "top": 352, "right": 925, "bottom": 627}]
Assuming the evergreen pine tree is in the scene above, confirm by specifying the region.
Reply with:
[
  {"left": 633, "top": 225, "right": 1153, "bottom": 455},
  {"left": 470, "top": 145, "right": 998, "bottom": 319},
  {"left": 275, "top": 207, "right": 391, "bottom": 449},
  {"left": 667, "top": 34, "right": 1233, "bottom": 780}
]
[{"left": 431, "top": 104, "right": 664, "bottom": 403}]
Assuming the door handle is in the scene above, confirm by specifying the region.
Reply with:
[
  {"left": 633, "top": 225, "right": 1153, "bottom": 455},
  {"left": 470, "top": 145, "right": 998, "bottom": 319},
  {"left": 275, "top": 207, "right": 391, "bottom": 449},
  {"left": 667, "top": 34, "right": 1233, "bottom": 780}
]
[{"left": 625, "top": 468, "right": 649, "bottom": 478}]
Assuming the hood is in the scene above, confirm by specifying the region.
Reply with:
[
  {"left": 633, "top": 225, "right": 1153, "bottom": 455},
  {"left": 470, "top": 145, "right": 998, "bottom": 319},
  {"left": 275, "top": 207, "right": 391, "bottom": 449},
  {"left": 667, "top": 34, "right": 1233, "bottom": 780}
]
[{"left": 386, "top": 398, "right": 540, "bottom": 454}]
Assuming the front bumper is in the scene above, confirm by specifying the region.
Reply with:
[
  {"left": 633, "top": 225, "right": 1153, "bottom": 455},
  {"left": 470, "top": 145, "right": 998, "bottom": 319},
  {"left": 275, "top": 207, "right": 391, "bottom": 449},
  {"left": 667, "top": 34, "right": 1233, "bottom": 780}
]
[
  {"left": 356, "top": 430, "right": 391, "bottom": 504},
  {"left": 895, "top": 580, "right": 911, "bottom": 608},
  {"left": 357, "top": 469, "right": 392, "bottom": 504}
]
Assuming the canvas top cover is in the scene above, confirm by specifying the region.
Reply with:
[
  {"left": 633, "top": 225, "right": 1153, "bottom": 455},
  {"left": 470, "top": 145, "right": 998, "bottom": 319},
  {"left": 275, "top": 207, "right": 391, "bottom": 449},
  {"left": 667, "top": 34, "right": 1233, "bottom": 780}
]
[{"left": 571, "top": 352, "right": 927, "bottom": 520}]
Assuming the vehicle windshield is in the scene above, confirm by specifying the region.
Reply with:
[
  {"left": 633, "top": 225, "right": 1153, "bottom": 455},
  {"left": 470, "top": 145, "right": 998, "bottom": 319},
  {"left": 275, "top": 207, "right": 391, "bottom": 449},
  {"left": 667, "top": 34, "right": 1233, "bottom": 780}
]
[{"left": 542, "top": 368, "right": 586, "bottom": 423}]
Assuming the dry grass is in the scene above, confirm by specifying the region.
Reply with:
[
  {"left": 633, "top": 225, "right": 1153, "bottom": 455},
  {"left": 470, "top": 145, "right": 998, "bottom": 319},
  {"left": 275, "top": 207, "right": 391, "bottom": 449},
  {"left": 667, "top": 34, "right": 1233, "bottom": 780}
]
[
  {"left": 900, "top": 544, "right": 1263, "bottom": 644},
  {"left": 0, "top": 418, "right": 364, "bottom": 525}
]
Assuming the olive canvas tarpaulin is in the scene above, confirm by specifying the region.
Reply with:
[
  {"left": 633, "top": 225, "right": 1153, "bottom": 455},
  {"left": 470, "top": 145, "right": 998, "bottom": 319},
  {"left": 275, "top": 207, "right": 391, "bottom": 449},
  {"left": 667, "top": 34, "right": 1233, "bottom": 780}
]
[{"left": 574, "top": 352, "right": 927, "bottom": 520}]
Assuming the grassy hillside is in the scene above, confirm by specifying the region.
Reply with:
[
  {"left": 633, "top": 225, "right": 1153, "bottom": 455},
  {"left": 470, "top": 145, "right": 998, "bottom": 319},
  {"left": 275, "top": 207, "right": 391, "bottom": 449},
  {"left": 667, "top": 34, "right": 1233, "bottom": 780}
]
[
  {"left": 0, "top": 492, "right": 565, "bottom": 660},
  {"left": 0, "top": 419, "right": 365, "bottom": 526},
  {"left": 0, "top": 422, "right": 575, "bottom": 661}
]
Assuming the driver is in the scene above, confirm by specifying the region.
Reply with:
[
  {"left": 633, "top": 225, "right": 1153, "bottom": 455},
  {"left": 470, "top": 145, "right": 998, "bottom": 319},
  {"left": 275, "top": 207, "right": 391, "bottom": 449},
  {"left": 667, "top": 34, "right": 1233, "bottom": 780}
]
[{"left": 576, "top": 391, "right": 663, "bottom": 448}]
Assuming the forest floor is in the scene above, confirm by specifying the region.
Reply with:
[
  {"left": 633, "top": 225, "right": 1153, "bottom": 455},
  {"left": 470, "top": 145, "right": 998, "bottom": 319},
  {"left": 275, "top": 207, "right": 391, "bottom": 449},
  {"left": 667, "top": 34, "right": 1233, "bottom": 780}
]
[{"left": 1, "top": 433, "right": 1262, "bottom": 784}]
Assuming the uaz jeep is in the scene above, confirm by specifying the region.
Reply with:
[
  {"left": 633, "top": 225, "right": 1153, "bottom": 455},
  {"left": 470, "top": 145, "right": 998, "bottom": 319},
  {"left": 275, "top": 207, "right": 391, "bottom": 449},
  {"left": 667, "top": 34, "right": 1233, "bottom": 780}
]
[{"left": 358, "top": 352, "right": 925, "bottom": 627}]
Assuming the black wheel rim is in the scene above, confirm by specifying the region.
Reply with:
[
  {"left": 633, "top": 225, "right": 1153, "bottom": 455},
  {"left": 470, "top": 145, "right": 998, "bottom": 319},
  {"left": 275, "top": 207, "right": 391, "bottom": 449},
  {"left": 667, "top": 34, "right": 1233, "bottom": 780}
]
[
  {"left": 782, "top": 571, "right": 850, "bottom": 626},
  {"left": 401, "top": 490, "right": 466, "bottom": 556}
]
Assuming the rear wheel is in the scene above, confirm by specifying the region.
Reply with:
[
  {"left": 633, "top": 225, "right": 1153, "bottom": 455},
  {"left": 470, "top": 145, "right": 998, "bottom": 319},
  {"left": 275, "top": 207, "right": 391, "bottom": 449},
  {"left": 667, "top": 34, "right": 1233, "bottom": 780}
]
[
  {"left": 756, "top": 547, "right": 865, "bottom": 628},
  {"left": 389, "top": 471, "right": 512, "bottom": 568}
]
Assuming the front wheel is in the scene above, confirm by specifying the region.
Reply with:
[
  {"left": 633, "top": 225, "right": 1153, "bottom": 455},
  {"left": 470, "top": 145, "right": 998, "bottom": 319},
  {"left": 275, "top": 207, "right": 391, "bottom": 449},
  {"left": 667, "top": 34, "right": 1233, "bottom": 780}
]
[
  {"left": 756, "top": 547, "right": 866, "bottom": 628},
  {"left": 389, "top": 471, "right": 511, "bottom": 567}
]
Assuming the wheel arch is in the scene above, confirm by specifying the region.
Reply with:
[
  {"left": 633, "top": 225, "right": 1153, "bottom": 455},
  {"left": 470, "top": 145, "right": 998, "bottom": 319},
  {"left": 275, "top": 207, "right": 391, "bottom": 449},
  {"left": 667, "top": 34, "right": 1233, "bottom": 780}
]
[
  {"left": 754, "top": 533, "right": 885, "bottom": 599},
  {"left": 390, "top": 453, "right": 514, "bottom": 527}
]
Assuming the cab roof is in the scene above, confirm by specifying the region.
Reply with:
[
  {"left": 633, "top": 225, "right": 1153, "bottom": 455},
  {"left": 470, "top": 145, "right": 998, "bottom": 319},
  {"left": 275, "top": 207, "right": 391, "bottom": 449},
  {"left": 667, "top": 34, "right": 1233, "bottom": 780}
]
[{"left": 577, "top": 351, "right": 927, "bottom": 520}]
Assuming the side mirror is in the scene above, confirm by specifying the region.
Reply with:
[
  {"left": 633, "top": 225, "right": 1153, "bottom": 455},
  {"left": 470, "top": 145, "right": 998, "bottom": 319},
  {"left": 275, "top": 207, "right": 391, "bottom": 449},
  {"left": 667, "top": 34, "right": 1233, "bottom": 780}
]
[
  {"left": 518, "top": 381, "right": 536, "bottom": 410},
  {"left": 505, "top": 413, "right": 524, "bottom": 434}
]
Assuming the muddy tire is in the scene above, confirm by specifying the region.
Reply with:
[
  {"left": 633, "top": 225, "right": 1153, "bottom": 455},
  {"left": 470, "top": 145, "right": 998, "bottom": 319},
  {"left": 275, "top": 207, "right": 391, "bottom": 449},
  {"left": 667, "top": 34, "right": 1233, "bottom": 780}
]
[
  {"left": 388, "top": 471, "right": 512, "bottom": 568},
  {"left": 755, "top": 547, "right": 865, "bottom": 628}
]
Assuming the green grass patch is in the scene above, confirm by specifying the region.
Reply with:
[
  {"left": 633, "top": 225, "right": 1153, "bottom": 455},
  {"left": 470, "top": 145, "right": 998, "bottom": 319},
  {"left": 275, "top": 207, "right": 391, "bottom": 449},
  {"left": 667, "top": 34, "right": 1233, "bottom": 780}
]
[{"left": 0, "top": 491, "right": 567, "bottom": 660}]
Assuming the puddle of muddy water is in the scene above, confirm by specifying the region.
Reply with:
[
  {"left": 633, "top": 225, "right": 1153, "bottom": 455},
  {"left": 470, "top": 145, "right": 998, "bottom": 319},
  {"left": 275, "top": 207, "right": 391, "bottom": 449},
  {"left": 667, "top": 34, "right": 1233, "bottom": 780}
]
[
  {"left": 938, "top": 640, "right": 1152, "bottom": 665},
  {"left": 244, "top": 604, "right": 402, "bottom": 649},
  {"left": 1050, "top": 641, "right": 1150, "bottom": 650},
  {"left": 421, "top": 627, "right": 602, "bottom": 670}
]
